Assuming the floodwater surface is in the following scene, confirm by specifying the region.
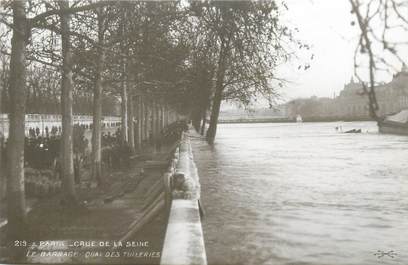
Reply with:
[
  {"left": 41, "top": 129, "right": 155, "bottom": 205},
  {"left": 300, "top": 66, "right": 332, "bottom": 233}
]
[{"left": 191, "top": 121, "right": 408, "bottom": 265}]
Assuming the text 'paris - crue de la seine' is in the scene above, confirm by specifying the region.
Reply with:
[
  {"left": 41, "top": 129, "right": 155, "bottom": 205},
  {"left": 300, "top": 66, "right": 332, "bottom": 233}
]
[{"left": 15, "top": 240, "right": 161, "bottom": 259}]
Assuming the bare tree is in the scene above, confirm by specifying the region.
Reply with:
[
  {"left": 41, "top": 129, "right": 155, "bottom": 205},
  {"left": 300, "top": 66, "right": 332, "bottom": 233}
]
[
  {"left": 190, "top": 1, "right": 293, "bottom": 144},
  {"left": 350, "top": 0, "right": 408, "bottom": 121}
]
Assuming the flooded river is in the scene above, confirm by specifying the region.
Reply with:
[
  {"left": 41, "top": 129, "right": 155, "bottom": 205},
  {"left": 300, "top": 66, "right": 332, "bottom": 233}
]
[{"left": 191, "top": 121, "right": 408, "bottom": 265}]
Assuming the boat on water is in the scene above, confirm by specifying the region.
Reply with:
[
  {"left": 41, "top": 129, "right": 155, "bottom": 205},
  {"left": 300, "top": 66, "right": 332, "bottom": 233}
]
[
  {"left": 344, "top": 128, "right": 362, "bottom": 133},
  {"left": 378, "top": 109, "right": 408, "bottom": 135},
  {"left": 296, "top": 114, "right": 303, "bottom": 123}
]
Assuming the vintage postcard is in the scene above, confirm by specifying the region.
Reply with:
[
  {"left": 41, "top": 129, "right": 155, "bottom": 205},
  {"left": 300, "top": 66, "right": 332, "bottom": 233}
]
[{"left": 0, "top": 1, "right": 407, "bottom": 265}]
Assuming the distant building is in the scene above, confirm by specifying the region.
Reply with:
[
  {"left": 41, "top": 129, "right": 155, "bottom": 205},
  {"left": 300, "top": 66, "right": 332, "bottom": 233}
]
[
  {"left": 375, "top": 64, "right": 408, "bottom": 116},
  {"left": 286, "top": 65, "right": 408, "bottom": 121},
  {"left": 218, "top": 106, "right": 287, "bottom": 122},
  {"left": 286, "top": 96, "right": 335, "bottom": 120}
]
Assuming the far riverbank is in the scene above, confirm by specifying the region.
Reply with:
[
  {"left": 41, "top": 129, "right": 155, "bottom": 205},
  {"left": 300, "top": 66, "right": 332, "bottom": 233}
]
[{"left": 218, "top": 117, "right": 375, "bottom": 124}]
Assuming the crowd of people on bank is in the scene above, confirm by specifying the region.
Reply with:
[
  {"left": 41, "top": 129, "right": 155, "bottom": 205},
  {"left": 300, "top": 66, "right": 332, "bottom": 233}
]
[
  {"left": 28, "top": 125, "right": 61, "bottom": 139},
  {"left": 28, "top": 125, "right": 90, "bottom": 171},
  {"left": 0, "top": 120, "right": 188, "bottom": 183},
  {"left": 0, "top": 124, "right": 90, "bottom": 171},
  {"left": 0, "top": 119, "right": 188, "bottom": 201}
]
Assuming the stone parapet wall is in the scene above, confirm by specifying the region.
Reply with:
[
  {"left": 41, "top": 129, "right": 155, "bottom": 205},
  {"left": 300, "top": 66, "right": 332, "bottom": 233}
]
[{"left": 161, "top": 131, "right": 207, "bottom": 265}]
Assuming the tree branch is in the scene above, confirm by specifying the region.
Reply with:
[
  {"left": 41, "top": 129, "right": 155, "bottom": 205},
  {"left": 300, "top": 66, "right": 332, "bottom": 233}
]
[{"left": 29, "top": 1, "right": 114, "bottom": 29}]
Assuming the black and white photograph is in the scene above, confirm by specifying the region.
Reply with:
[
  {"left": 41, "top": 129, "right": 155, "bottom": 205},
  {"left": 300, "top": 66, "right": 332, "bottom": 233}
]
[{"left": 0, "top": 0, "right": 407, "bottom": 264}]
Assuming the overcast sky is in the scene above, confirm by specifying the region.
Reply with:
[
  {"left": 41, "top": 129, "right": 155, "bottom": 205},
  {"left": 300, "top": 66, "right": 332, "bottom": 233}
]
[
  {"left": 223, "top": 0, "right": 359, "bottom": 110},
  {"left": 223, "top": 0, "right": 408, "bottom": 110},
  {"left": 278, "top": 0, "right": 360, "bottom": 101}
]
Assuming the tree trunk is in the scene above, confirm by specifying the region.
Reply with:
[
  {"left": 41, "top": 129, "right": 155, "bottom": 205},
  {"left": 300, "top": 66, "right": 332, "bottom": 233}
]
[
  {"left": 164, "top": 104, "right": 169, "bottom": 128},
  {"left": 206, "top": 58, "right": 226, "bottom": 144},
  {"left": 151, "top": 101, "right": 156, "bottom": 139},
  {"left": 157, "top": 104, "right": 161, "bottom": 135},
  {"left": 0, "top": 136, "right": 4, "bottom": 201},
  {"left": 91, "top": 13, "right": 105, "bottom": 186},
  {"left": 120, "top": 8, "right": 129, "bottom": 146},
  {"left": 155, "top": 102, "right": 161, "bottom": 149},
  {"left": 60, "top": 1, "right": 77, "bottom": 205},
  {"left": 140, "top": 98, "right": 145, "bottom": 143},
  {"left": 121, "top": 75, "right": 128, "bottom": 145},
  {"left": 206, "top": 86, "right": 222, "bottom": 144},
  {"left": 136, "top": 96, "right": 142, "bottom": 150},
  {"left": 191, "top": 108, "right": 201, "bottom": 132},
  {"left": 145, "top": 100, "right": 152, "bottom": 144},
  {"left": 91, "top": 81, "right": 103, "bottom": 186},
  {"left": 200, "top": 108, "right": 207, "bottom": 136},
  {"left": 151, "top": 103, "right": 155, "bottom": 141},
  {"left": 158, "top": 103, "right": 164, "bottom": 150},
  {"left": 6, "top": 0, "right": 28, "bottom": 239},
  {"left": 128, "top": 94, "right": 135, "bottom": 152},
  {"left": 161, "top": 104, "right": 165, "bottom": 131},
  {"left": 0, "top": 55, "right": 4, "bottom": 201}
]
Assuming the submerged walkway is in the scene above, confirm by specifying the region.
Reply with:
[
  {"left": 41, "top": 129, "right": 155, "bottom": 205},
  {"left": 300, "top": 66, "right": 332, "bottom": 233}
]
[
  {"left": 188, "top": 132, "right": 226, "bottom": 265},
  {"left": 188, "top": 129, "right": 259, "bottom": 265}
]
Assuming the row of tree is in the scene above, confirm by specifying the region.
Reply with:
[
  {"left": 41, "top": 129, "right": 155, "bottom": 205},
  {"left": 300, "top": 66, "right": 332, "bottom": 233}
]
[
  {"left": 0, "top": 0, "right": 296, "bottom": 240},
  {"left": 0, "top": 63, "right": 119, "bottom": 115}
]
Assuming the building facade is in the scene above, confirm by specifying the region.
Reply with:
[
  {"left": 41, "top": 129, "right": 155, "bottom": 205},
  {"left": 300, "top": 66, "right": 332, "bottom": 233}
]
[{"left": 286, "top": 65, "right": 408, "bottom": 121}]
